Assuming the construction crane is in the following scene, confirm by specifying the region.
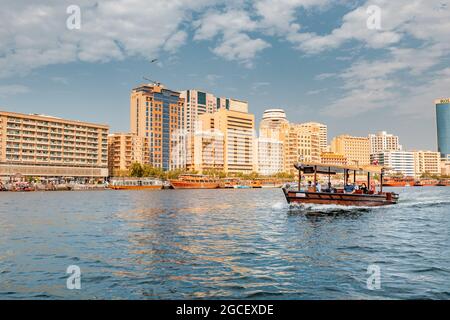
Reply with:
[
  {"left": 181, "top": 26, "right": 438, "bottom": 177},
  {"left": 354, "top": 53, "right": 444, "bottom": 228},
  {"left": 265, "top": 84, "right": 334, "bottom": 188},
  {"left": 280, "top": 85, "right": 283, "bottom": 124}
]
[{"left": 142, "top": 76, "right": 162, "bottom": 87}]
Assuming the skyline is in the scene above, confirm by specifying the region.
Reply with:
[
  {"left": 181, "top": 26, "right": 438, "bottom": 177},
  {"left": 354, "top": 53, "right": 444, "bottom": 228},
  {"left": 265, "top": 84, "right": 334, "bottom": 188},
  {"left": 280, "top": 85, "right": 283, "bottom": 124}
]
[{"left": 1, "top": 0, "right": 450, "bottom": 151}]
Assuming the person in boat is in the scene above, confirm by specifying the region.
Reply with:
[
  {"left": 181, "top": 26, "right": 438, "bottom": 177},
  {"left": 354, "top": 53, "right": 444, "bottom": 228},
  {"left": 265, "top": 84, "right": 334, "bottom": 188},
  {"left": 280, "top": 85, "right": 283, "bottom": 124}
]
[
  {"left": 360, "top": 183, "right": 368, "bottom": 194},
  {"left": 307, "top": 181, "right": 312, "bottom": 188},
  {"left": 325, "top": 182, "right": 337, "bottom": 193},
  {"left": 344, "top": 183, "right": 355, "bottom": 193},
  {"left": 316, "top": 181, "right": 322, "bottom": 192}
]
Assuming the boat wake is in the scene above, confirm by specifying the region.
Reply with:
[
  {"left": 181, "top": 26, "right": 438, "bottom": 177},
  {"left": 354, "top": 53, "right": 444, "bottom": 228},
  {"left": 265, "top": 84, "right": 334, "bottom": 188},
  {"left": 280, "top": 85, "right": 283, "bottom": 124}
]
[{"left": 287, "top": 202, "right": 372, "bottom": 216}]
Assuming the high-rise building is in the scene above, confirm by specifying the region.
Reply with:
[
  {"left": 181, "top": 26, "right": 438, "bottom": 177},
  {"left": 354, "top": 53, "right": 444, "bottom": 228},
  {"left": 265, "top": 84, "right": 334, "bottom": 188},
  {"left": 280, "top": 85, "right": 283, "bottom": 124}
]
[
  {"left": 436, "top": 98, "right": 450, "bottom": 159},
  {"left": 285, "top": 124, "right": 321, "bottom": 172},
  {"left": 259, "top": 109, "right": 290, "bottom": 171},
  {"left": 299, "top": 122, "right": 328, "bottom": 152},
  {"left": 331, "top": 135, "right": 371, "bottom": 166},
  {"left": 130, "top": 83, "right": 184, "bottom": 171},
  {"left": 181, "top": 90, "right": 249, "bottom": 169},
  {"left": 412, "top": 150, "right": 441, "bottom": 177},
  {"left": 371, "top": 151, "right": 415, "bottom": 177},
  {"left": 200, "top": 108, "right": 255, "bottom": 174},
  {"left": 186, "top": 120, "right": 224, "bottom": 174},
  {"left": 0, "top": 111, "right": 108, "bottom": 179},
  {"left": 257, "top": 137, "right": 283, "bottom": 176},
  {"left": 108, "top": 133, "right": 149, "bottom": 176},
  {"left": 369, "top": 131, "right": 402, "bottom": 154}
]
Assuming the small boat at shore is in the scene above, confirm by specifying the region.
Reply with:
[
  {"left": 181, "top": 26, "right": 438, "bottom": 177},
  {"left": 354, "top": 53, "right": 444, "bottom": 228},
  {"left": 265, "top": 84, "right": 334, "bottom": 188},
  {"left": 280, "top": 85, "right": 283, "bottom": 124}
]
[
  {"left": 283, "top": 163, "right": 399, "bottom": 207},
  {"left": 170, "top": 174, "right": 220, "bottom": 189},
  {"left": 109, "top": 178, "right": 163, "bottom": 190}
]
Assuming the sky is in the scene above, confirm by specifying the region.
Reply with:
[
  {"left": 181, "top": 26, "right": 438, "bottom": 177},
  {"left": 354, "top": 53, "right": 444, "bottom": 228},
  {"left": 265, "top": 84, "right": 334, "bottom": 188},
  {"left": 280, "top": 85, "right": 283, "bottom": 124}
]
[{"left": 0, "top": 0, "right": 449, "bottom": 151}]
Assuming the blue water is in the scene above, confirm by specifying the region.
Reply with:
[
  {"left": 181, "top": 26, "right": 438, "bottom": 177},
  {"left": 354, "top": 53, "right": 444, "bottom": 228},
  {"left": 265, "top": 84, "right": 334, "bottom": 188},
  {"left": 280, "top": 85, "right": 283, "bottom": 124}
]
[{"left": 0, "top": 187, "right": 449, "bottom": 299}]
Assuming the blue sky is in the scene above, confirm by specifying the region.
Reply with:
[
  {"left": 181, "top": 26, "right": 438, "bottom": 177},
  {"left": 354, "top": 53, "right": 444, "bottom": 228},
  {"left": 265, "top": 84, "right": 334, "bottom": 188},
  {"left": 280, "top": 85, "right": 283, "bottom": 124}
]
[{"left": 0, "top": 0, "right": 449, "bottom": 150}]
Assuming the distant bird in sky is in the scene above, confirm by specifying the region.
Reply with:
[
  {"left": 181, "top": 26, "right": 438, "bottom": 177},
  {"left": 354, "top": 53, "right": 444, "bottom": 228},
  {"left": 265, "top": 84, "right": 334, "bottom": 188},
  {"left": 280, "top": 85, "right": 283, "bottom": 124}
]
[{"left": 150, "top": 59, "right": 158, "bottom": 63}]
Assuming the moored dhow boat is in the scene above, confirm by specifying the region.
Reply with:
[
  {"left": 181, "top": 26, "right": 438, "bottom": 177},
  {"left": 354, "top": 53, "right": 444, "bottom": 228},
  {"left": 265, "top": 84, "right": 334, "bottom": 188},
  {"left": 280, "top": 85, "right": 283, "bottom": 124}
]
[
  {"left": 170, "top": 174, "right": 220, "bottom": 189},
  {"left": 109, "top": 178, "right": 163, "bottom": 190},
  {"left": 282, "top": 163, "right": 399, "bottom": 207}
]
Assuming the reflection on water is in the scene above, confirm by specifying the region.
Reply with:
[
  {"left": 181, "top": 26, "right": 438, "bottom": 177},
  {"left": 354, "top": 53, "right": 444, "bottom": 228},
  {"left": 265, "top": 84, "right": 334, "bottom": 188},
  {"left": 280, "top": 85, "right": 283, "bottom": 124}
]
[{"left": 0, "top": 187, "right": 449, "bottom": 299}]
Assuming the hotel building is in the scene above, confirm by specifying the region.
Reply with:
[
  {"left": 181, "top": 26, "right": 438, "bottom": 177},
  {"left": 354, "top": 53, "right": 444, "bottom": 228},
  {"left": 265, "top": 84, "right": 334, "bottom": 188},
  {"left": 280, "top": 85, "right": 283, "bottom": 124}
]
[
  {"left": 259, "top": 109, "right": 290, "bottom": 171},
  {"left": 200, "top": 108, "right": 255, "bottom": 174},
  {"left": 186, "top": 121, "right": 224, "bottom": 173},
  {"left": 298, "top": 122, "right": 328, "bottom": 152},
  {"left": 369, "top": 131, "right": 402, "bottom": 154},
  {"left": 412, "top": 150, "right": 441, "bottom": 177},
  {"left": 130, "top": 84, "right": 184, "bottom": 171},
  {"left": 257, "top": 137, "right": 283, "bottom": 176},
  {"left": 371, "top": 151, "right": 415, "bottom": 177},
  {"left": 285, "top": 124, "right": 321, "bottom": 172},
  {"left": 331, "top": 135, "right": 371, "bottom": 166},
  {"left": 436, "top": 98, "right": 450, "bottom": 159},
  {"left": 320, "top": 152, "right": 348, "bottom": 166},
  {"left": 0, "top": 111, "right": 108, "bottom": 179},
  {"left": 108, "top": 133, "right": 149, "bottom": 176},
  {"left": 180, "top": 89, "right": 249, "bottom": 170}
]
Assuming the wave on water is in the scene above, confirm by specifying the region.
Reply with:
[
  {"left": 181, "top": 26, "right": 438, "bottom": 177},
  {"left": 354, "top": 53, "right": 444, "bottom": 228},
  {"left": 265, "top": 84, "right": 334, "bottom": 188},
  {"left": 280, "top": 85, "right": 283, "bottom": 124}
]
[{"left": 287, "top": 202, "right": 372, "bottom": 215}]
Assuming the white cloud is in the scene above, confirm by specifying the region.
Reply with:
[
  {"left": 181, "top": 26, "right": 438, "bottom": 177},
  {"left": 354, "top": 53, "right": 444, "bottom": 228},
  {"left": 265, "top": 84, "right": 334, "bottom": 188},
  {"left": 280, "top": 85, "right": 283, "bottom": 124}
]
[{"left": 0, "top": 85, "right": 30, "bottom": 98}]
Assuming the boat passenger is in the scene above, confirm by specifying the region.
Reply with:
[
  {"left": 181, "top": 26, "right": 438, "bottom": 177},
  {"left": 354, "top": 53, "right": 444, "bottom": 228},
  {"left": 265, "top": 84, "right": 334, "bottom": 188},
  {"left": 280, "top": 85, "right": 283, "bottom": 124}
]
[
  {"left": 316, "top": 182, "right": 322, "bottom": 192},
  {"left": 360, "top": 183, "right": 368, "bottom": 194},
  {"left": 325, "top": 182, "right": 337, "bottom": 193},
  {"left": 344, "top": 183, "right": 354, "bottom": 193}
]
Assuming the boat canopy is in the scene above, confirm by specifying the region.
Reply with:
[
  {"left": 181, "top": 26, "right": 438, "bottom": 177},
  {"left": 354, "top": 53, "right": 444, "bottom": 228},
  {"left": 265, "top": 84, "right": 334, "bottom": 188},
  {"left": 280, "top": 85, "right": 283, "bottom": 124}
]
[{"left": 294, "top": 162, "right": 385, "bottom": 174}]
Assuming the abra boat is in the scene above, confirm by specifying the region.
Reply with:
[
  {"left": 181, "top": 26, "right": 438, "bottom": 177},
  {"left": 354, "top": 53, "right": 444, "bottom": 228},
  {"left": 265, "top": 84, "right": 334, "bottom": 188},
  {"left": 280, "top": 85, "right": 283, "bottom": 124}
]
[
  {"left": 109, "top": 178, "right": 163, "bottom": 190},
  {"left": 382, "top": 177, "right": 414, "bottom": 187},
  {"left": 282, "top": 163, "right": 399, "bottom": 207},
  {"left": 170, "top": 174, "right": 220, "bottom": 189}
]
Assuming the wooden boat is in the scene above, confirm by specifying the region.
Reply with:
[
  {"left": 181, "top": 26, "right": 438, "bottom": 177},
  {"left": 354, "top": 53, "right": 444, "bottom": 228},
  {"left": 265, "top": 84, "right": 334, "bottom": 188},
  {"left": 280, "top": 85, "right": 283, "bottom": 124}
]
[
  {"left": 382, "top": 177, "right": 414, "bottom": 187},
  {"left": 282, "top": 163, "right": 399, "bottom": 207},
  {"left": 109, "top": 178, "right": 163, "bottom": 190},
  {"left": 170, "top": 174, "right": 220, "bottom": 189},
  {"left": 437, "top": 179, "right": 450, "bottom": 186},
  {"left": 414, "top": 179, "right": 439, "bottom": 187},
  {"left": 220, "top": 178, "right": 239, "bottom": 189}
]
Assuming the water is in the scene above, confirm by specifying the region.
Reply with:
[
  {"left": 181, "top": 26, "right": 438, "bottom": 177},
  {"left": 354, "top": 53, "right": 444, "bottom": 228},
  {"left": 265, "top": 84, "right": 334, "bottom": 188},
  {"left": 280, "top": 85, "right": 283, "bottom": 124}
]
[{"left": 0, "top": 187, "right": 449, "bottom": 299}]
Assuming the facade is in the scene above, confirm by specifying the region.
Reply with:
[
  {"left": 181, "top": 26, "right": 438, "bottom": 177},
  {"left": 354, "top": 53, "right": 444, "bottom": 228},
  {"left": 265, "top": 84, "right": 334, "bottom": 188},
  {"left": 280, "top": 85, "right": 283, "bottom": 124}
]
[
  {"left": 0, "top": 111, "right": 108, "bottom": 178},
  {"left": 108, "top": 133, "right": 149, "bottom": 176},
  {"left": 259, "top": 109, "right": 290, "bottom": 171},
  {"left": 441, "top": 158, "right": 450, "bottom": 176},
  {"left": 200, "top": 108, "right": 255, "bottom": 174},
  {"left": 371, "top": 151, "right": 415, "bottom": 177},
  {"left": 285, "top": 124, "right": 321, "bottom": 172},
  {"left": 436, "top": 98, "right": 450, "bottom": 159},
  {"left": 412, "top": 150, "right": 441, "bottom": 177},
  {"left": 320, "top": 152, "right": 348, "bottom": 166},
  {"left": 299, "top": 122, "right": 328, "bottom": 152},
  {"left": 130, "top": 84, "right": 184, "bottom": 171},
  {"left": 331, "top": 135, "right": 371, "bottom": 166},
  {"left": 369, "top": 131, "right": 402, "bottom": 154},
  {"left": 257, "top": 138, "right": 283, "bottom": 176},
  {"left": 181, "top": 90, "right": 249, "bottom": 170},
  {"left": 187, "top": 121, "right": 224, "bottom": 173}
]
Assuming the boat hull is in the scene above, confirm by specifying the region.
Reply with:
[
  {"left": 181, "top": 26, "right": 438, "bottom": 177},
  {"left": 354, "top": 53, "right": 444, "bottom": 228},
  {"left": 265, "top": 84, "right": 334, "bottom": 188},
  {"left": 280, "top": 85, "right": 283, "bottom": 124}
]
[
  {"left": 170, "top": 181, "right": 220, "bottom": 189},
  {"left": 110, "top": 185, "right": 162, "bottom": 190},
  {"left": 283, "top": 189, "right": 398, "bottom": 207}
]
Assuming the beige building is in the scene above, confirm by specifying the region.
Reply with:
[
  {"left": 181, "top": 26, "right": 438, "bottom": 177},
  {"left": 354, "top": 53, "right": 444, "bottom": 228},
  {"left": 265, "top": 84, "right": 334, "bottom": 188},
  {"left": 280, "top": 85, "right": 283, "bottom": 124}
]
[
  {"left": 441, "top": 159, "right": 450, "bottom": 176},
  {"left": 285, "top": 124, "right": 321, "bottom": 172},
  {"left": 200, "top": 108, "right": 255, "bottom": 174},
  {"left": 108, "top": 133, "right": 149, "bottom": 176},
  {"left": 298, "top": 122, "right": 327, "bottom": 152},
  {"left": 130, "top": 84, "right": 184, "bottom": 171},
  {"left": 320, "top": 152, "right": 348, "bottom": 166},
  {"left": 413, "top": 150, "right": 441, "bottom": 177},
  {"left": 369, "top": 131, "right": 402, "bottom": 154},
  {"left": 181, "top": 90, "right": 249, "bottom": 170},
  {"left": 331, "top": 135, "right": 370, "bottom": 166},
  {"left": 0, "top": 111, "right": 108, "bottom": 178}
]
